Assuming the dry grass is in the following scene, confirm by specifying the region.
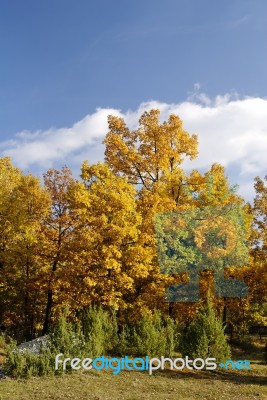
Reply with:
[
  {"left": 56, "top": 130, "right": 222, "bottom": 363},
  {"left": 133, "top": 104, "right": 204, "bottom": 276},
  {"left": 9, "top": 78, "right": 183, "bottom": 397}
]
[
  {"left": 0, "top": 359, "right": 266, "bottom": 400},
  {"left": 0, "top": 335, "right": 266, "bottom": 400}
]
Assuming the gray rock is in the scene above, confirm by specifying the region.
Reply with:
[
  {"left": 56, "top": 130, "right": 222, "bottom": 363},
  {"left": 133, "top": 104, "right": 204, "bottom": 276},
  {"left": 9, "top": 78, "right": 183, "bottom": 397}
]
[{"left": 16, "top": 336, "right": 49, "bottom": 354}]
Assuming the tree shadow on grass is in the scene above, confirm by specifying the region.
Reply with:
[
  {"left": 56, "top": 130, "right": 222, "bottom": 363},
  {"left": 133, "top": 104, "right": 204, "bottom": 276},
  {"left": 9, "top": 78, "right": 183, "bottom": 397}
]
[{"left": 150, "top": 368, "right": 267, "bottom": 386}]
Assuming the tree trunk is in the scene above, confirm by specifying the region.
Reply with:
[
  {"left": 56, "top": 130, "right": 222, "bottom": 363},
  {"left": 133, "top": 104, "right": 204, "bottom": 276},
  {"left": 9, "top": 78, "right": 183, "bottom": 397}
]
[
  {"left": 42, "top": 259, "right": 58, "bottom": 335},
  {"left": 42, "top": 288, "right": 53, "bottom": 335}
]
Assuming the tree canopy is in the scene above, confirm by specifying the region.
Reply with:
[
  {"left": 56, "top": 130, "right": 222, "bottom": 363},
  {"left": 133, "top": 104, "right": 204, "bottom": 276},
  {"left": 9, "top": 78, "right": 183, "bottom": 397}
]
[{"left": 0, "top": 109, "right": 265, "bottom": 340}]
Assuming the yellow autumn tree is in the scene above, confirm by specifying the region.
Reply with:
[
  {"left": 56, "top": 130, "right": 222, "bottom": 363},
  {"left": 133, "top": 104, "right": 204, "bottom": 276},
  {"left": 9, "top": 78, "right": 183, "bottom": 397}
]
[
  {"left": 0, "top": 158, "right": 50, "bottom": 339},
  {"left": 75, "top": 162, "right": 153, "bottom": 321},
  {"left": 244, "top": 176, "right": 267, "bottom": 327},
  {"left": 103, "top": 109, "right": 250, "bottom": 323},
  {"left": 40, "top": 167, "right": 81, "bottom": 334}
]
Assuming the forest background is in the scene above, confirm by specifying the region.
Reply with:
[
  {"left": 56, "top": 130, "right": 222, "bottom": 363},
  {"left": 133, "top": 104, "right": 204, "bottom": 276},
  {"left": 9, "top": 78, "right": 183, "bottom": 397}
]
[{"left": 0, "top": 108, "right": 266, "bottom": 343}]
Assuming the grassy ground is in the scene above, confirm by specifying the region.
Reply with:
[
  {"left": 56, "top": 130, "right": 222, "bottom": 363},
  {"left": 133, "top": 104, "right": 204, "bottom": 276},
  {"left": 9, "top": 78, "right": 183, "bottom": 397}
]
[
  {"left": 0, "top": 337, "right": 266, "bottom": 400},
  {"left": 0, "top": 363, "right": 266, "bottom": 400}
]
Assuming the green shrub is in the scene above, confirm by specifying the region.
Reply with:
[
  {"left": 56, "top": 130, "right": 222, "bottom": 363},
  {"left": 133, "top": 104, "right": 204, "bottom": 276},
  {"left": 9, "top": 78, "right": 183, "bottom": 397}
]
[
  {"left": 180, "top": 298, "right": 231, "bottom": 363},
  {"left": 114, "top": 325, "right": 132, "bottom": 356},
  {"left": 5, "top": 341, "right": 56, "bottom": 378},
  {"left": 80, "top": 306, "right": 118, "bottom": 357},
  {"left": 0, "top": 334, "right": 5, "bottom": 348},
  {"left": 49, "top": 309, "right": 83, "bottom": 358},
  {"left": 132, "top": 312, "right": 166, "bottom": 356},
  {"left": 116, "top": 311, "right": 178, "bottom": 357},
  {"left": 4, "top": 306, "right": 119, "bottom": 378},
  {"left": 4, "top": 306, "right": 180, "bottom": 378}
]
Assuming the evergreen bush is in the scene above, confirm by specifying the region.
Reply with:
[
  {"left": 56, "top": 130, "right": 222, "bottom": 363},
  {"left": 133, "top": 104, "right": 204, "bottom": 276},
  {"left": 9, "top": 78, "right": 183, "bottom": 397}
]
[
  {"left": 4, "top": 306, "right": 179, "bottom": 377},
  {"left": 117, "top": 311, "right": 178, "bottom": 357},
  {"left": 180, "top": 298, "right": 231, "bottom": 363},
  {"left": 80, "top": 306, "right": 118, "bottom": 357}
]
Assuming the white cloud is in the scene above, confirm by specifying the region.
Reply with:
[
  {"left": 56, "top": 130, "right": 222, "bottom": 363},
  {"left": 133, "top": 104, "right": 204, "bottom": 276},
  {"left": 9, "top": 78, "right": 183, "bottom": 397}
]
[
  {"left": 1, "top": 108, "right": 122, "bottom": 169},
  {"left": 1, "top": 93, "right": 267, "bottom": 202}
]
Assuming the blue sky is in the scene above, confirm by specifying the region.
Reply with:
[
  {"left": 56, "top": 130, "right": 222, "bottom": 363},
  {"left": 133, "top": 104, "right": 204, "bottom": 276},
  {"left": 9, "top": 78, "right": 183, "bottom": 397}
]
[{"left": 0, "top": 0, "right": 267, "bottom": 201}]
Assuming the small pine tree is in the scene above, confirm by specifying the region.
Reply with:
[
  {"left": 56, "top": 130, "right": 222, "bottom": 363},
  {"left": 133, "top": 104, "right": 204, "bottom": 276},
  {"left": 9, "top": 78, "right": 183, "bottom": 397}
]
[
  {"left": 181, "top": 298, "right": 231, "bottom": 363},
  {"left": 49, "top": 309, "right": 79, "bottom": 356},
  {"left": 80, "top": 305, "right": 118, "bottom": 357},
  {"left": 120, "top": 311, "right": 177, "bottom": 357}
]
